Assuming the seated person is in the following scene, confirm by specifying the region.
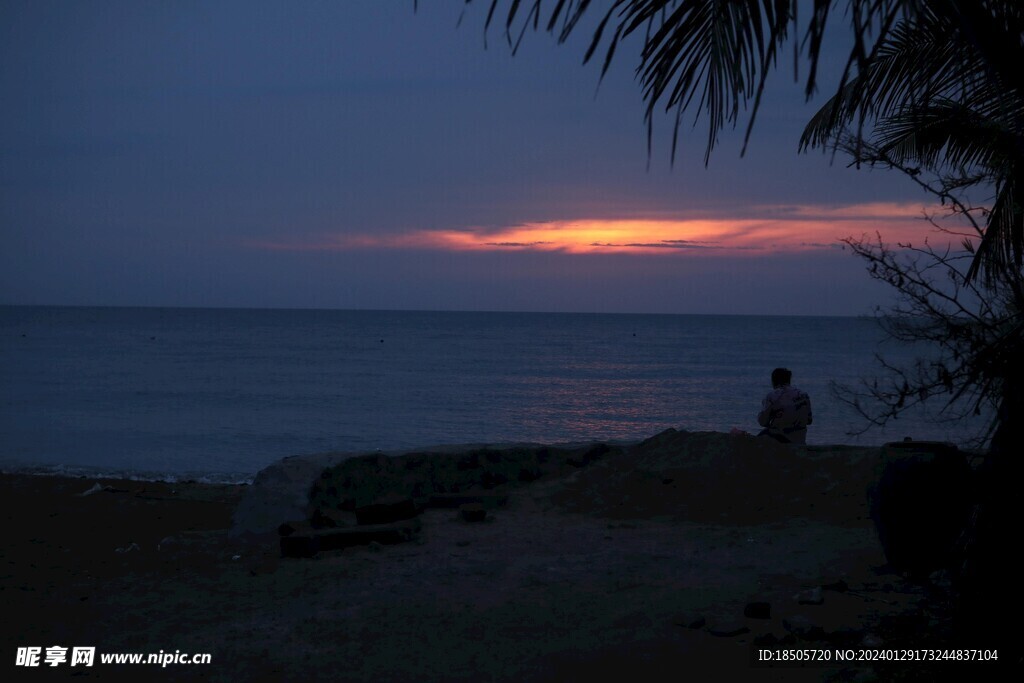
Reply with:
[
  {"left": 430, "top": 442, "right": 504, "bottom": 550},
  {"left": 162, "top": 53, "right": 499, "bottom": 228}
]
[{"left": 757, "top": 367, "right": 812, "bottom": 444}]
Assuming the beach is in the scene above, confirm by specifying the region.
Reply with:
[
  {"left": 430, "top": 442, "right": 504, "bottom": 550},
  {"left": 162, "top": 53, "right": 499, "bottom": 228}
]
[{"left": 1, "top": 432, "right": 974, "bottom": 682}]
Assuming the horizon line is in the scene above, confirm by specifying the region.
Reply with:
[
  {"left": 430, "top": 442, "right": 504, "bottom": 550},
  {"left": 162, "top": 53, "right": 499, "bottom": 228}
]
[{"left": 0, "top": 302, "right": 880, "bottom": 320}]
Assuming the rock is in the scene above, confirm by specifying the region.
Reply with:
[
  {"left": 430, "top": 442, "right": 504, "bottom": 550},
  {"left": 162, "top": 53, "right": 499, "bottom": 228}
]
[
  {"left": 927, "top": 569, "right": 953, "bottom": 590},
  {"left": 707, "top": 619, "right": 750, "bottom": 637},
  {"left": 796, "top": 587, "right": 824, "bottom": 605},
  {"left": 78, "top": 483, "right": 105, "bottom": 497},
  {"left": 156, "top": 536, "right": 178, "bottom": 552},
  {"left": 279, "top": 518, "right": 422, "bottom": 558},
  {"left": 752, "top": 632, "right": 797, "bottom": 647},
  {"left": 234, "top": 441, "right": 619, "bottom": 540},
  {"left": 310, "top": 508, "right": 348, "bottom": 529},
  {"left": 78, "top": 483, "right": 128, "bottom": 496},
  {"left": 354, "top": 493, "right": 419, "bottom": 526},
  {"left": 459, "top": 503, "right": 487, "bottom": 523},
  {"left": 822, "top": 579, "right": 849, "bottom": 593},
  {"left": 744, "top": 601, "right": 772, "bottom": 619},
  {"left": 231, "top": 451, "right": 365, "bottom": 540}
]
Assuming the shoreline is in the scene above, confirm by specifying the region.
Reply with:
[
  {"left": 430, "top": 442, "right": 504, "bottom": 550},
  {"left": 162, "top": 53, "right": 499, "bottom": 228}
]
[
  {"left": 0, "top": 438, "right": 650, "bottom": 487},
  {"left": 0, "top": 435, "right": 977, "bottom": 487},
  {"left": 0, "top": 465, "right": 257, "bottom": 486}
]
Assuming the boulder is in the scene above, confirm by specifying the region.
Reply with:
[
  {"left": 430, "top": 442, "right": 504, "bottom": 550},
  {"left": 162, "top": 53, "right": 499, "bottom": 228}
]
[
  {"left": 869, "top": 440, "right": 973, "bottom": 575},
  {"left": 706, "top": 619, "right": 750, "bottom": 637},
  {"left": 230, "top": 451, "right": 365, "bottom": 541},
  {"left": 232, "top": 441, "right": 626, "bottom": 541}
]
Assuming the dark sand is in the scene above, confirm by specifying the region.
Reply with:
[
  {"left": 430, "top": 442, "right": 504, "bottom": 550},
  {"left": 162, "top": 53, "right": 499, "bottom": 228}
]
[{"left": 0, "top": 437, "right": 976, "bottom": 682}]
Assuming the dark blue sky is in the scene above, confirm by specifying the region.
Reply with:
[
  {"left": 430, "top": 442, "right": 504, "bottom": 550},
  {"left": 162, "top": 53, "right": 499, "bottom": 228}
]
[{"left": 1, "top": 1, "right": 935, "bottom": 314}]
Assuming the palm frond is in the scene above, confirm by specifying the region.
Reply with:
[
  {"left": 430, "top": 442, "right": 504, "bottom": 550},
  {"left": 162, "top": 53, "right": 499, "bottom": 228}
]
[
  {"left": 472, "top": 1, "right": 820, "bottom": 163},
  {"left": 969, "top": 175, "right": 1024, "bottom": 282},
  {"left": 872, "top": 101, "right": 1018, "bottom": 175}
]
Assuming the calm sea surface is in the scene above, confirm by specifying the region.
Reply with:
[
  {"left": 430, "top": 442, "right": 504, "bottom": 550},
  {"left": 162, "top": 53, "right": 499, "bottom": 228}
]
[{"left": 0, "top": 306, "right": 986, "bottom": 481}]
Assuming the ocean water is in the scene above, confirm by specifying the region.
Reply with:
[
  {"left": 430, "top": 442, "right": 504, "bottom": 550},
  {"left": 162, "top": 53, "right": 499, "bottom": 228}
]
[{"left": 0, "top": 306, "right": 986, "bottom": 481}]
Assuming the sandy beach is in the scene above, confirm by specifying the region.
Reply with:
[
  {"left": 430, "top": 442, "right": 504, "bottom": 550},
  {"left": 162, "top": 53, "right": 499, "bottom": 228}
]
[{"left": 0, "top": 432, "right": 983, "bottom": 682}]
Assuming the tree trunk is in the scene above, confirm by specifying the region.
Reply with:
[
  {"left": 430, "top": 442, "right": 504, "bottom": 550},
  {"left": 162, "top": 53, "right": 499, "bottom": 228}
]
[{"left": 955, "top": 373, "right": 1024, "bottom": 664}]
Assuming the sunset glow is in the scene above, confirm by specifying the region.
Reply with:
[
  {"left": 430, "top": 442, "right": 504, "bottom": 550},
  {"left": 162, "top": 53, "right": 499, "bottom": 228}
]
[{"left": 253, "top": 202, "right": 941, "bottom": 255}]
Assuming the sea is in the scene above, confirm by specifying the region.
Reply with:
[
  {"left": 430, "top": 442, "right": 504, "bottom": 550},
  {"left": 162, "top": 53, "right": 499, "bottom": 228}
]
[{"left": 0, "top": 306, "right": 988, "bottom": 482}]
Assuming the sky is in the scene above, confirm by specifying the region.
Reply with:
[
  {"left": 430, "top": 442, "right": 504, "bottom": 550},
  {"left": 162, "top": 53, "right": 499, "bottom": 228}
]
[{"left": 0, "top": 0, "right": 944, "bottom": 315}]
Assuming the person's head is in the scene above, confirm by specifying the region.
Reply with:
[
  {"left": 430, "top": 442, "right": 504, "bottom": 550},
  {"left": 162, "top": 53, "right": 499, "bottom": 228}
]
[{"left": 771, "top": 367, "right": 792, "bottom": 388}]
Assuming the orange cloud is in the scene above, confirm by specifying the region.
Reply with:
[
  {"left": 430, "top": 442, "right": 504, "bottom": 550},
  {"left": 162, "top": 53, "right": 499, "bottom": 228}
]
[
  {"left": 422, "top": 220, "right": 770, "bottom": 253},
  {"left": 251, "top": 202, "right": 944, "bottom": 255}
]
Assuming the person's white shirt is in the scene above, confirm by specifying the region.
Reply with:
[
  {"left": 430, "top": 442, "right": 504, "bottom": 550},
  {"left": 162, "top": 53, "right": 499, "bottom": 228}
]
[{"left": 758, "top": 384, "right": 813, "bottom": 444}]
